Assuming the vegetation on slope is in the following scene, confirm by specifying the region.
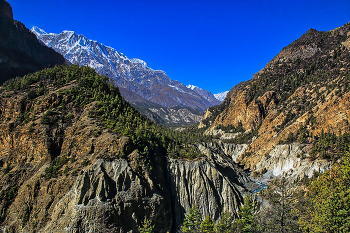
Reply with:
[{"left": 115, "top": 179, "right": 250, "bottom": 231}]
[
  {"left": 298, "top": 151, "right": 350, "bottom": 232},
  {"left": 172, "top": 151, "right": 350, "bottom": 233},
  {"left": 197, "top": 22, "right": 350, "bottom": 171},
  {"left": 176, "top": 22, "right": 350, "bottom": 232},
  {"left": 0, "top": 64, "right": 220, "bottom": 231},
  {"left": 2, "top": 64, "right": 211, "bottom": 160}
]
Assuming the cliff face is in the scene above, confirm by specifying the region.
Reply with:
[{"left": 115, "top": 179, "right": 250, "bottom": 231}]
[
  {"left": 199, "top": 22, "right": 350, "bottom": 180},
  {"left": 0, "top": 82, "right": 172, "bottom": 232},
  {"left": 0, "top": 0, "right": 65, "bottom": 84},
  {"left": 0, "top": 66, "right": 252, "bottom": 232},
  {"left": 41, "top": 159, "right": 172, "bottom": 233},
  {"left": 254, "top": 144, "right": 331, "bottom": 181},
  {"left": 168, "top": 143, "right": 258, "bottom": 229}
]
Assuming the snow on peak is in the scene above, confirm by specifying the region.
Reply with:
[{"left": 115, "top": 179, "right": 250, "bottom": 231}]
[
  {"left": 214, "top": 91, "right": 229, "bottom": 101},
  {"left": 168, "top": 85, "right": 185, "bottom": 93},
  {"left": 187, "top": 84, "right": 201, "bottom": 90},
  {"left": 30, "top": 26, "right": 47, "bottom": 36},
  {"left": 62, "top": 30, "right": 76, "bottom": 36},
  {"left": 131, "top": 58, "right": 147, "bottom": 67}
]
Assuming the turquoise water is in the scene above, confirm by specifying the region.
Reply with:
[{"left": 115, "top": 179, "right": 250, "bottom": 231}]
[{"left": 251, "top": 182, "right": 268, "bottom": 193}]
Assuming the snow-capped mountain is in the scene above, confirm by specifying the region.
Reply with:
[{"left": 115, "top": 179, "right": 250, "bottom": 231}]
[
  {"left": 31, "top": 26, "right": 219, "bottom": 111},
  {"left": 186, "top": 84, "right": 221, "bottom": 104},
  {"left": 214, "top": 91, "right": 229, "bottom": 102},
  {"left": 187, "top": 84, "right": 198, "bottom": 90}
]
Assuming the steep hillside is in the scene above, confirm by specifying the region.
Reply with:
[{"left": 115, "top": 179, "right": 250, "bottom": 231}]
[
  {"left": 0, "top": 65, "right": 255, "bottom": 232},
  {"left": 0, "top": 0, "right": 65, "bottom": 84},
  {"left": 200, "top": 22, "right": 350, "bottom": 178}
]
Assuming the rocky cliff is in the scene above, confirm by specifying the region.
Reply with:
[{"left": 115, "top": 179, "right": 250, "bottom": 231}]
[
  {"left": 0, "top": 0, "right": 65, "bottom": 84},
  {"left": 199, "top": 21, "right": 350, "bottom": 181},
  {"left": 198, "top": 141, "right": 331, "bottom": 184},
  {"left": 0, "top": 72, "right": 171, "bottom": 232},
  {"left": 168, "top": 142, "right": 259, "bottom": 230},
  {"left": 0, "top": 65, "right": 253, "bottom": 232}
]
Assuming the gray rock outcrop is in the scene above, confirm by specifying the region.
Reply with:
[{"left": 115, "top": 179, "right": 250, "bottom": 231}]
[
  {"left": 255, "top": 143, "right": 332, "bottom": 181},
  {"left": 167, "top": 142, "right": 258, "bottom": 230},
  {"left": 43, "top": 159, "right": 172, "bottom": 233},
  {"left": 31, "top": 145, "right": 255, "bottom": 233}
]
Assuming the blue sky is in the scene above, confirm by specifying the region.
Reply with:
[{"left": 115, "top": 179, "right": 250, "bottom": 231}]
[{"left": 7, "top": 0, "right": 350, "bottom": 94}]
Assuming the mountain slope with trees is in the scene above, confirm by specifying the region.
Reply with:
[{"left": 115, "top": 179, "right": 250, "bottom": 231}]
[
  {"left": 200, "top": 22, "right": 350, "bottom": 174},
  {"left": 0, "top": 65, "right": 253, "bottom": 232}
]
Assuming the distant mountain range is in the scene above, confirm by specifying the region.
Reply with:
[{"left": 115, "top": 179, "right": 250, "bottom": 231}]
[
  {"left": 186, "top": 84, "right": 222, "bottom": 104},
  {"left": 31, "top": 27, "right": 220, "bottom": 111},
  {"left": 213, "top": 91, "right": 229, "bottom": 101}
]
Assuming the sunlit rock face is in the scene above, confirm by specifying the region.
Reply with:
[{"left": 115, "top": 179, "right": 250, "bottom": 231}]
[{"left": 198, "top": 21, "right": 350, "bottom": 181}]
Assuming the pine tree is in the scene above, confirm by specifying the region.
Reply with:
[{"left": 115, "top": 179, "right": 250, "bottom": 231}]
[
  {"left": 299, "top": 151, "right": 350, "bottom": 232},
  {"left": 233, "top": 194, "right": 259, "bottom": 232},
  {"left": 180, "top": 205, "right": 202, "bottom": 233},
  {"left": 258, "top": 177, "right": 301, "bottom": 232},
  {"left": 214, "top": 212, "right": 234, "bottom": 233},
  {"left": 138, "top": 216, "right": 154, "bottom": 233},
  {"left": 200, "top": 215, "right": 215, "bottom": 233}
]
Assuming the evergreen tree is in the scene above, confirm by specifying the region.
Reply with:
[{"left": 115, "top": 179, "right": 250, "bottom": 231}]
[
  {"left": 200, "top": 215, "right": 215, "bottom": 233},
  {"left": 214, "top": 212, "right": 234, "bottom": 233},
  {"left": 138, "top": 216, "right": 154, "bottom": 233},
  {"left": 257, "top": 177, "right": 301, "bottom": 233},
  {"left": 299, "top": 151, "right": 350, "bottom": 232},
  {"left": 233, "top": 194, "right": 259, "bottom": 232},
  {"left": 180, "top": 205, "right": 202, "bottom": 233}
]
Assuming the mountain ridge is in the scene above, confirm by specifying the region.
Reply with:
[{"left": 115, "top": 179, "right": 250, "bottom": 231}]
[
  {"left": 0, "top": 2, "right": 65, "bottom": 84},
  {"left": 31, "top": 27, "right": 219, "bottom": 111},
  {"left": 200, "top": 21, "right": 350, "bottom": 177},
  {"left": 214, "top": 91, "right": 229, "bottom": 101},
  {"left": 186, "top": 84, "right": 222, "bottom": 104}
]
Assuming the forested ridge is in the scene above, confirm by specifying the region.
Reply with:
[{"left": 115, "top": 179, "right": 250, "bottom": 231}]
[
  {"left": 186, "top": 22, "right": 350, "bottom": 232},
  {"left": 2, "top": 64, "right": 215, "bottom": 162},
  {"left": 0, "top": 64, "right": 223, "bottom": 232}
]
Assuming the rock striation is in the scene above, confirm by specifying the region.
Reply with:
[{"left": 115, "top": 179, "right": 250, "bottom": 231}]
[
  {"left": 42, "top": 159, "right": 172, "bottom": 233},
  {"left": 167, "top": 142, "right": 258, "bottom": 230},
  {"left": 254, "top": 143, "right": 331, "bottom": 182}
]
